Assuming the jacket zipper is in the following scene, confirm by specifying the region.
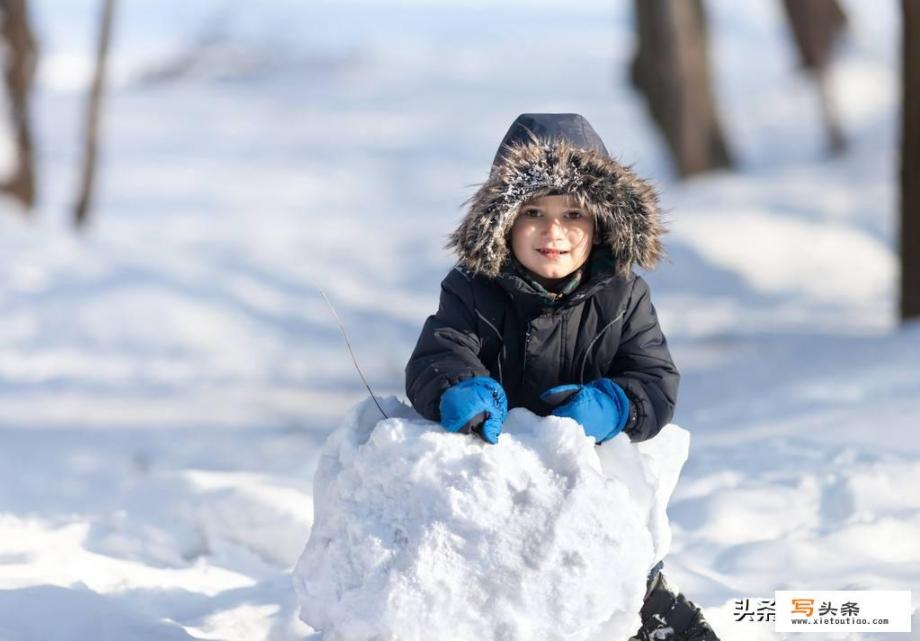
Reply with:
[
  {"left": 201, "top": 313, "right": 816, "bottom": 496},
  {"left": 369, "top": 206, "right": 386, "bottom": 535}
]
[
  {"left": 520, "top": 326, "right": 532, "bottom": 385},
  {"left": 475, "top": 309, "right": 505, "bottom": 386}
]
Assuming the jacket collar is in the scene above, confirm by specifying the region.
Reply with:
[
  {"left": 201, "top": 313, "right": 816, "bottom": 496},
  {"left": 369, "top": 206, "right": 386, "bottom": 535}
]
[
  {"left": 495, "top": 246, "right": 621, "bottom": 316},
  {"left": 508, "top": 255, "right": 585, "bottom": 302}
]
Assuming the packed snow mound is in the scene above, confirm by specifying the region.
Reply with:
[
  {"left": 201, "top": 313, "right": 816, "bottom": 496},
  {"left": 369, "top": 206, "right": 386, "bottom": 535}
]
[{"left": 293, "top": 396, "right": 689, "bottom": 641}]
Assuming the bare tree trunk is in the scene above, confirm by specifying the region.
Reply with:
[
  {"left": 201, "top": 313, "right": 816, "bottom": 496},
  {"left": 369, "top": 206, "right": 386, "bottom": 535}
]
[
  {"left": 630, "top": 0, "right": 732, "bottom": 177},
  {"left": 74, "top": 0, "right": 115, "bottom": 228},
  {"left": 0, "top": 0, "right": 37, "bottom": 210},
  {"left": 781, "top": 0, "right": 848, "bottom": 154},
  {"left": 902, "top": 0, "right": 920, "bottom": 321}
]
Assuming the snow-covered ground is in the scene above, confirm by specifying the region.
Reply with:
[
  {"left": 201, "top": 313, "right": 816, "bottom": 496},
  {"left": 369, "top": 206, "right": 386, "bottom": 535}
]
[{"left": 0, "top": 1, "right": 917, "bottom": 639}]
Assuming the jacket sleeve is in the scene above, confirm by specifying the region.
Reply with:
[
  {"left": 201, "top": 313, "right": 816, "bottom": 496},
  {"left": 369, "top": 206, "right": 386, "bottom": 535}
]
[
  {"left": 607, "top": 275, "right": 680, "bottom": 443},
  {"left": 405, "top": 268, "right": 492, "bottom": 422}
]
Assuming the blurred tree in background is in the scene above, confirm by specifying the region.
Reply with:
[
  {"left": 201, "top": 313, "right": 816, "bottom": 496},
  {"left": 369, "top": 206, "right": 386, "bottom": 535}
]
[
  {"left": 74, "top": 0, "right": 115, "bottom": 228},
  {"left": 0, "top": 0, "right": 113, "bottom": 226},
  {"left": 780, "top": 0, "right": 848, "bottom": 155},
  {"left": 0, "top": 0, "right": 37, "bottom": 210},
  {"left": 630, "top": 0, "right": 732, "bottom": 177},
  {"left": 902, "top": 0, "right": 920, "bottom": 321}
]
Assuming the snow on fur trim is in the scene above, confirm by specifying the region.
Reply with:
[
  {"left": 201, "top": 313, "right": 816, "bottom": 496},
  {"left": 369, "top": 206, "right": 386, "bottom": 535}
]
[{"left": 446, "top": 134, "right": 665, "bottom": 278}]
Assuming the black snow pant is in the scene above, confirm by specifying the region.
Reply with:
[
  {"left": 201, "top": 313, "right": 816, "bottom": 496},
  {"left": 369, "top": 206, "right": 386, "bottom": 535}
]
[{"left": 637, "top": 561, "right": 718, "bottom": 640}]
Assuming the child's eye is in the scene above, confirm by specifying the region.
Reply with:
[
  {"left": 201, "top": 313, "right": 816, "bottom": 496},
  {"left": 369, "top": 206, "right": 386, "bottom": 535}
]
[
  {"left": 565, "top": 210, "right": 584, "bottom": 219},
  {"left": 523, "top": 208, "right": 541, "bottom": 218}
]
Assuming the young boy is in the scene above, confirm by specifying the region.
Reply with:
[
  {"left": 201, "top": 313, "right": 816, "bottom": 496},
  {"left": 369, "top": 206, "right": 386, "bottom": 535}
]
[{"left": 405, "top": 113, "right": 719, "bottom": 641}]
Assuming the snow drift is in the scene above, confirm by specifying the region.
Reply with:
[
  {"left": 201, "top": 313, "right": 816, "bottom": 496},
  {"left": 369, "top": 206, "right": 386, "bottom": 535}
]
[{"left": 292, "top": 396, "right": 689, "bottom": 641}]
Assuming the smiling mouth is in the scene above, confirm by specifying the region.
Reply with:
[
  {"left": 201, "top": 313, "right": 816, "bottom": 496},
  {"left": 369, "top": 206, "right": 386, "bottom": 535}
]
[{"left": 536, "top": 249, "right": 569, "bottom": 258}]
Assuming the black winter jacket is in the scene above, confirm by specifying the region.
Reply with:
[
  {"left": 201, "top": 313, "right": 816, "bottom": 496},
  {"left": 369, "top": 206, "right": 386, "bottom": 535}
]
[{"left": 405, "top": 256, "right": 679, "bottom": 442}]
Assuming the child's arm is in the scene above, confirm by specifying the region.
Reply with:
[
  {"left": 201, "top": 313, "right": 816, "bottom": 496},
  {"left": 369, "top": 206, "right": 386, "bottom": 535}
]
[
  {"left": 608, "top": 276, "right": 680, "bottom": 442},
  {"left": 405, "top": 268, "right": 492, "bottom": 422}
]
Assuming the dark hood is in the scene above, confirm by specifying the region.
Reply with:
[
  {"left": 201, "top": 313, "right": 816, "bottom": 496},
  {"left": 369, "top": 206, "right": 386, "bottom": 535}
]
[{"left": 446, "top": 113, "right": 666, "bottom": 279}]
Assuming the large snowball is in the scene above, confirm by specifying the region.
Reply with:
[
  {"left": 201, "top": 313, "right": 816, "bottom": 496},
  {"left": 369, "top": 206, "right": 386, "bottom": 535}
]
[{"left": 293, "top": 396, "right": 689, "bottom": 641}]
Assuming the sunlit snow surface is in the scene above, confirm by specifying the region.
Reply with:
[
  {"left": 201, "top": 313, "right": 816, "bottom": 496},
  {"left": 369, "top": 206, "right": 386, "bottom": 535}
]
[
  {"left": 293, "top": 396, "right": 687, "bottom": 641},
  {"left": 1, "top": 0, "right": 918, "bottom": 639}
]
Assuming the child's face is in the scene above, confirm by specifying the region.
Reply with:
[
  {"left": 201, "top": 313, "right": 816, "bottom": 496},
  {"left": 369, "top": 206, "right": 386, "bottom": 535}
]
[{"left": 510, "top": 195, "right": 594, "bottom": 279}]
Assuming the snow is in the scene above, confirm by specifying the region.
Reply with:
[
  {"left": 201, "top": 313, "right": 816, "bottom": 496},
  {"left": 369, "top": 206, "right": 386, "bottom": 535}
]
[
  {"left": 670, "top": 207, "right": 895, "bottom": 304},
  {"left": 1, "top": 0, "right": 918, "bottom": 639},
  {"left": 292, "top": 396, "right": 688, "bottom": 641}
]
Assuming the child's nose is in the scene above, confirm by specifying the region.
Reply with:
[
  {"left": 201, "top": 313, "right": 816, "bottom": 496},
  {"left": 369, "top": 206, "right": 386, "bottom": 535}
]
[{"left": 543, "top": 218, "right": 566, "bottom": 235}]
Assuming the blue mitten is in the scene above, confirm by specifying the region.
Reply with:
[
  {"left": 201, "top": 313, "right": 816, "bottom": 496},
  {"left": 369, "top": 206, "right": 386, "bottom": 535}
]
[
  {"left": 539, "top": 378, "right": 630, "bottom": 443},
  {"left": 439, "top": 376, "right": 508, "bottom": 444}
]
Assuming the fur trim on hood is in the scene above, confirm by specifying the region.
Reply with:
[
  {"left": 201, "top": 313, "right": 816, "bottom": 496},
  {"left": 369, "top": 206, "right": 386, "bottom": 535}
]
[{"left": 446, "top": 119, "right": 665, "bottom": 279}]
